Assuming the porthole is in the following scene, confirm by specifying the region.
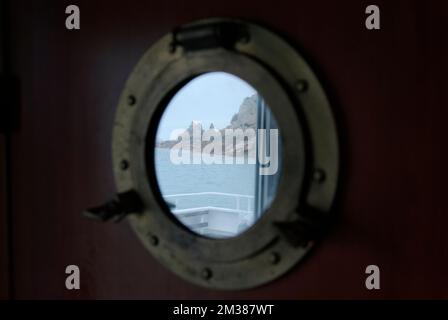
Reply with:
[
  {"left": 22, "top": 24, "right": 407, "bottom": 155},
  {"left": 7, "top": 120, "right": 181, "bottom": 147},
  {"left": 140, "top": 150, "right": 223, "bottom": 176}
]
[
  {"left": 90, "top": 18, "right": 339, "bottom": 289},
  {"left": 153, "top": 71, "right": 282, "bottom": 239}
]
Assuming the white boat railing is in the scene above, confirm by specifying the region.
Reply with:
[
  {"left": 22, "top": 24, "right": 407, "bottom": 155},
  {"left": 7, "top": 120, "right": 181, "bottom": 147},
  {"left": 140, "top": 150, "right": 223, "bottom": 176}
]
[{"left": 164, "top": 192, "right": 254, "bottom": 213}]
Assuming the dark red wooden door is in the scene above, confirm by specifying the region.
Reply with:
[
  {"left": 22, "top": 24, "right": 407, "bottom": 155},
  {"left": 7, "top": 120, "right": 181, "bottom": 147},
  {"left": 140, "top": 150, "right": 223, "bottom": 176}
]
[{"left": 4, "top": 0, "right": 448, "bottom": 299}]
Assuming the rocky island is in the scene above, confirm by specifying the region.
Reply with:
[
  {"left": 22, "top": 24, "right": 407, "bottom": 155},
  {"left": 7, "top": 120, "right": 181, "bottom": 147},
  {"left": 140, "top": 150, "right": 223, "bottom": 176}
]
[{"left": 156, "top": 94, "right": 259, "bottom": 157}]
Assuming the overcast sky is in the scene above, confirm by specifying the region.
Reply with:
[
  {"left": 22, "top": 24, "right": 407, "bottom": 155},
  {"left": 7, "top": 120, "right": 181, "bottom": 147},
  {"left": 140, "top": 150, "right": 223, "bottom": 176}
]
[{"left": 156, "top": 72, "right": 256, "bottom": 141}]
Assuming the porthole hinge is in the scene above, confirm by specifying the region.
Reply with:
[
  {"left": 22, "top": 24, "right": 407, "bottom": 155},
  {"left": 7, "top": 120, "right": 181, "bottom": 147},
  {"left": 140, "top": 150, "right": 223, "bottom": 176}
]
[
  {"left": 274, "top": 208, "right": 332, "bottom": 247},
  {"left": 83, "top": 190, "right": 143, "bottom": 222},
  {"left": 172, "top": 21, "right": 249, "bottom": 52}
]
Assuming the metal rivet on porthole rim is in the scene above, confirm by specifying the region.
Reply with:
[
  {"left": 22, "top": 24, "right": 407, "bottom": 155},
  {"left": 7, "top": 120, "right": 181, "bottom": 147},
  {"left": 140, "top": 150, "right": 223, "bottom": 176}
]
[
  {"left": 201, "top": 268, "right": 212, "bottom": 280},
  {"left": 120, "top": 160, "right": 129, "bottom": 170},
  {"left": 149, "top": 235, "right": 159, "bottom": 246},
  {"left": 313, "top": 168, "right": 326, "bottom": 183},
  {"left": 269, "top": 252, "right": 281, "bottom": 265},
  {"left": 127, "top": 95, "right": 136, "bottom": 106},
  {"left": 295, "top": 79, "right": 308, "bottom": 92}
]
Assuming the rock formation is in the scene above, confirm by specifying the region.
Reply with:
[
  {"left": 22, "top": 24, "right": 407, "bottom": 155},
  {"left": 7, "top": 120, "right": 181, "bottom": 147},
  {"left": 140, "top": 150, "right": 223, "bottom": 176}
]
[{"left": 156, "top": 94, "right": 259, "bottom": 157}]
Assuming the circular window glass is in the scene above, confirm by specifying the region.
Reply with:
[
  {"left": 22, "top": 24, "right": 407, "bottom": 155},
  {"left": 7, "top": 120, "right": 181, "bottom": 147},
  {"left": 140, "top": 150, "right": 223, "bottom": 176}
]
[{"left": 154, "top": 72, "right": 282, "bottom": 239}]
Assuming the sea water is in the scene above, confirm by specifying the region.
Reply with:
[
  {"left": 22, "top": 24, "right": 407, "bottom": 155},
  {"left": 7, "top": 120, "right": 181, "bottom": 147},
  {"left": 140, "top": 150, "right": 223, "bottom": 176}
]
[{"left": 154, "top": 147, "right": 256, "bottom": 211}]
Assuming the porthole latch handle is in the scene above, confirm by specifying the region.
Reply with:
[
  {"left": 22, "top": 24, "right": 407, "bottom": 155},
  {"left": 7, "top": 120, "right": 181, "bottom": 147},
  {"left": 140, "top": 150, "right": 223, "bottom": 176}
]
[{"left": 83, "top": 190, "right": 143, "bottom": 222}]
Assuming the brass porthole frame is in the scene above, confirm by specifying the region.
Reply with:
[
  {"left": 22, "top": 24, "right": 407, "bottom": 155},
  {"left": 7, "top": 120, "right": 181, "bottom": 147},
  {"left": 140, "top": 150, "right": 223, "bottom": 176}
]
[{"left": 112, "top": 18, "right": 339, "bottom": 290}]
